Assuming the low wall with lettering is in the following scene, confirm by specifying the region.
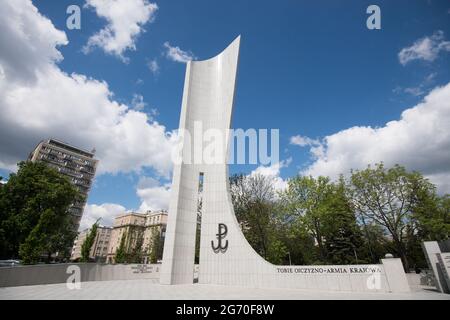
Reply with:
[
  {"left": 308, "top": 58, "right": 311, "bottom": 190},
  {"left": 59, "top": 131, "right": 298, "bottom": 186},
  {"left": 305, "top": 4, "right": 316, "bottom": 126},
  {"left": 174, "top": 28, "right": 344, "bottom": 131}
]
[
  {"left": 0, "top": 260, "right": 410, "bottom": 293},
  {"left": 271, "top": 264, "right": 388, "bottom": 292},
  {"left": 200, "top": 258, "right": 409, "bottom": 293},
  {"left": 0, "top": 263, "right": 160, "bottom": 288}
]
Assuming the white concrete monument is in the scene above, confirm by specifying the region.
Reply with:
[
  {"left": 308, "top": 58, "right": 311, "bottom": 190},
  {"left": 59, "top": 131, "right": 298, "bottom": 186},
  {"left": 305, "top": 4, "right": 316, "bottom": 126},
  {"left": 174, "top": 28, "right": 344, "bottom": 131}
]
[
  {"left": 422, "top": 241, "right": 450, "bottom": 293},
  {"left": 160, "top": 36, "right": 410, "bottom": 293}
]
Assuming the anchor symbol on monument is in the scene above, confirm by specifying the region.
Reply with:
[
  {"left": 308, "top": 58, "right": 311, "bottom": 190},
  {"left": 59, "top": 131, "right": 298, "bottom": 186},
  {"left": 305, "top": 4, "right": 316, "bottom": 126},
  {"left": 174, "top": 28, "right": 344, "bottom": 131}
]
[{"left": 211, "top": 223, "right": 228, "bottom": 253}]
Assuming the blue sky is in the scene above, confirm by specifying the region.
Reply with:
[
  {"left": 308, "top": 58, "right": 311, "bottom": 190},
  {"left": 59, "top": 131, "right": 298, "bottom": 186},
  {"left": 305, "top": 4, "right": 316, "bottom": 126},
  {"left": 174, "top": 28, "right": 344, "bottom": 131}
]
[{"left": 0, "top": 0, "right": 449, "bottom": 229}]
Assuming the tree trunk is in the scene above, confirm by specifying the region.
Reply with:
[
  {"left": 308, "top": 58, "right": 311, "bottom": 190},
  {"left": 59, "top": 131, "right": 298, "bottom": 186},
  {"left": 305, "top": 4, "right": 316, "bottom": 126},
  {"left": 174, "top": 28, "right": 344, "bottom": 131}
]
[
  {"left": 394, "top": 240, "right": 409, "bottom": 272},
  {"left": 314, "top": 221, "right": 327, "bottom": 262}
]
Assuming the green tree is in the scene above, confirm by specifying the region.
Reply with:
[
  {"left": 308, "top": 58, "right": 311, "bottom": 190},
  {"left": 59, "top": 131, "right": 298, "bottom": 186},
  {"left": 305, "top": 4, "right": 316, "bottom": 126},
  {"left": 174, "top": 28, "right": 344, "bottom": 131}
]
[
  {"left": 0, "top": 161, "right": 79, "bottom": 262},
  {"left": 281, "top": 175, "right": 333, "bottom": 262},
  {"left": 280, "top": 175, "right": 367, "bottom": 265},
  {"left": 114, "top": 232, "right": 127, "bottom": 263},
  {"left": 405, "top": 193, "right": 450, "bottom": 269},
  {"left": 128, "top": 226, "right": 144, "bottom": 263},
  {"left": 278, "top": 221, "right": 317, "bottom": 265},
  {"left": 348, "top": 163, "right": 438, "bottom": 271},
  {"left": 80, "top": 219, "right": 100, "bottom": 262},
  {"left": 114, "top": 227, "right": 145, "bottom": 264},
  {"left": 414, "top": 194, "right": 450, "bottom": 241},
  {"left": 230, "top": 173, "right": 285, "bottom": 263},
  {"left": 322, "top": 178, "right": 365, "bottom": 264},
  {"left": 357, "top": 220, "right": 391, "bottom": 264},
  {"left": 149, "top": 227, "right": 162, "bottom": 263}
]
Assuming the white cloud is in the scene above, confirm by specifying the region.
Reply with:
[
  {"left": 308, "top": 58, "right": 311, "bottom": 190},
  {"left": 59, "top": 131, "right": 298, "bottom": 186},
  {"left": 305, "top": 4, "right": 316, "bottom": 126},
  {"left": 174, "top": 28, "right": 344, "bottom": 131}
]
[
  {"left": 290, "top": 135, "right": 320, "bottom": 147},
  {"left": 136, "top": 177, "right": 171, "bottom": 212},
  {"left": 298, "top": 83, "right": 450, "bottom": 194},
  {"left": 403, "top": 87, "right": 425, "bottom": 97},
  {"left": 83, "top": 0, "right": 158, "bottom": 61},
  {"left": 79, "top": 203, "right": 126, "bottom": 230},
  {"left": 424, "top": 72, "right": 437, "bottom": 83},
  {"left": 250, "top": 158, "right": 291, "bottom": 192},
  {"left": 290, "top": 135, "right": 324, "bottom": 159},
  {"left": 131, "top": 93, "right": 147, "bottom": 111},
  {"left": 426, "top": 172, "right": 450, "bottom": 196},
  {"left": 147, "top": 59, "right": 159, "bottom": 74},
  {"left": 0, "top": 0, "right": 67, "bottom": 85},
  {"left": 163, "top": 42, "right": 196, "bottom": 63},
  {"left": 0, "top": 65, "right": 5, "bottom": 80},
  {"left": 394, "top": 73, "right": 437, "bottom": 97},
  {"left": 0, "top": 0, "right": 176, "bottom": 177},
  {"left": 398, "top": 30, "right": 450, "bottom": 65}
]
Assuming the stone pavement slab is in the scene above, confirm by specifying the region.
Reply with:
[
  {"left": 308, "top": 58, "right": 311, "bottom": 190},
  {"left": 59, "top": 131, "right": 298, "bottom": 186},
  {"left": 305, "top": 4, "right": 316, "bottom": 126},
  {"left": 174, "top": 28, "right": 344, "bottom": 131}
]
[{"left": 1, "top": 279, "right": 449, "bottom": 300}]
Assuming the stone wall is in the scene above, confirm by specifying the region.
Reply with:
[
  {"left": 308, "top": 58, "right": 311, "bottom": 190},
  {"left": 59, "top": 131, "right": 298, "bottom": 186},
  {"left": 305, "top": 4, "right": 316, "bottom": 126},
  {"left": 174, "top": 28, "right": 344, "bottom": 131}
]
[{"left": 0, "top": 263, "right": 160, "bottom": 288}]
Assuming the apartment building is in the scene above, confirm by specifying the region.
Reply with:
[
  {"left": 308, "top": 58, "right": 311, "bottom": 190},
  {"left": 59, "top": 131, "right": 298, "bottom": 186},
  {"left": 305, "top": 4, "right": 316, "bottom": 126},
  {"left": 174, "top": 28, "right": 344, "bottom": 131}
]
[
  {"left": 106, "top": 210, "right": 168, "bottom": 264},
  {"left": 28, "top": 139, "right": 98, "bottom": 231},
  {"left": 71, "top": 226, "right": 112, "bottom": 262}
]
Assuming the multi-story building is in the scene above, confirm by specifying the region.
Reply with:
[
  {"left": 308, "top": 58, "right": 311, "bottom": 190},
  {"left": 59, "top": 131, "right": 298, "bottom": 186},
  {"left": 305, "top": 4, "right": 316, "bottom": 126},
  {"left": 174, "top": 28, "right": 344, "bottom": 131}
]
[
  {"left": 106, "top": 210, "right": 168, "bottom": 264},
  {"left": 106, "top": 213, "right": 147, "bottom": 264},
  {"left": 28, "top": 139, "right": 99, "bottom": 231},
  {"left": 71, "top": 226, "right": 112, "bottom": 262},
  {"left": 143, "top": 211, "right": 168, "bottom": 263},
  {"left": 70, "top": 230, "right": 88, "bottom": 261}
]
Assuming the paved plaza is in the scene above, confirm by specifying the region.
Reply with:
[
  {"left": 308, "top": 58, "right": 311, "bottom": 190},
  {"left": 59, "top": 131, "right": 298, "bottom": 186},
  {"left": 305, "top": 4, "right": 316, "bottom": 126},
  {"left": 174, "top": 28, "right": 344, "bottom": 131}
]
[{"left": 1, "top": 279, "right": 449, "bottom": 300}]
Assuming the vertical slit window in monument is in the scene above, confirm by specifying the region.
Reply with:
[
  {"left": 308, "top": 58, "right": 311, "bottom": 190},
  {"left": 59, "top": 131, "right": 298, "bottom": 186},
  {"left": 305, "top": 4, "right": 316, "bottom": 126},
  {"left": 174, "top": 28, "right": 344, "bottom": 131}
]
[{"left": 194, "top": 172, "right": 204, "bottom": 283}]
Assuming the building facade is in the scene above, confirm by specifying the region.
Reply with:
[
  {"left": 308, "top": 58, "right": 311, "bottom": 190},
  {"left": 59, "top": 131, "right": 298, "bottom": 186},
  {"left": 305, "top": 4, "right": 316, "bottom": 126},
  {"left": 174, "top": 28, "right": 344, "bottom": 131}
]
[
  {"left": 106, "top": 210, "right": 168, "bottom": 264},
  {"left": 71, "top": 226, "right": 112, "bottom": 262},
  {"left": 28, "top": 139, "right": 98, "bottom": 231}
]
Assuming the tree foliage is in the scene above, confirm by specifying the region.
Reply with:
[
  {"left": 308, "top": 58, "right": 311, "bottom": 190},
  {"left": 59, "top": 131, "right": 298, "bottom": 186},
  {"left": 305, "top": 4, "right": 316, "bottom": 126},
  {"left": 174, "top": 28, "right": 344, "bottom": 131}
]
[
  {"left": 114, "top": 232, "right": 126, "bottom": 263},
  {"left": 230, "top": 173, "right": 287, "bottom": 264},
  {"left": 149, "top": 227, "right": 163, "bottom": 264},
  {"left": 281, "top": 175, "right": 333, "bottom": 261},
  {"left": 231, "top": 163, "right": 449, "bottom": 270},
  {"left": 348, "top": 163, "right": 439, "bottom": 271},
  {"left": 80, "top": 219, "right": 100, "bottom": 262},
  {"left": 280, "top": 175, "right": 364, "bottom": 264},
  {"left": 128, "top": 226, "right": 144, "bottom": 263},
  {"left": 114, "top": 226, "right": 145, "bottom": 264},
  {"left": 0, "top": 161, "right": 79, "bottom": 263}
]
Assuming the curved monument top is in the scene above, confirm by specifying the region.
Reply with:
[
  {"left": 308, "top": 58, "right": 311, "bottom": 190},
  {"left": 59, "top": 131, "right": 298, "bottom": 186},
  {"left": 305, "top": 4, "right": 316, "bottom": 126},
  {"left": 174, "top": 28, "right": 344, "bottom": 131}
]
[{"left": 190, "top": 35, "right": 241, "bottom": 64}]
